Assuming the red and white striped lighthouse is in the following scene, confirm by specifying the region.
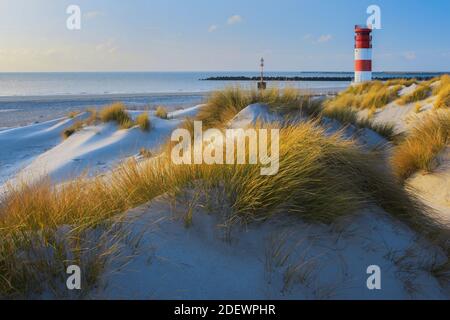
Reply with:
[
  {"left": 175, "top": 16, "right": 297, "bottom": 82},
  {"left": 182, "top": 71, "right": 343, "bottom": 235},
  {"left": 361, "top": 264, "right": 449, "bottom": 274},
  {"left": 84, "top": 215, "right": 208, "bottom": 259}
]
[{"left": 354, "top": 25, "right": 373, "bottom": 83}]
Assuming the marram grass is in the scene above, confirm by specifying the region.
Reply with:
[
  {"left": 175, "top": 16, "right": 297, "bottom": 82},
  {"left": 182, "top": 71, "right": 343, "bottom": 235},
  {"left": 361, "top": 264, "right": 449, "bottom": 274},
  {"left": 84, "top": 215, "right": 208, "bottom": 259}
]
[
  {"left": 391, "top": 110, "right": 450, "bottom": 180},
  {"left": 196, "top": 86, "right": 321, "bottom": 129},
  {"left": 61, "top": 103, "right": 152, "bottom": 139},
  {"left": 397, "top": 84, "right": 432, "bottom": 105},
  {"left": 1, "top": 118, "right": 447, "bottom": 298},
  {"left": 2, "top": 86, "right": 449, "bottom": 298},
  {"left": 326, "top": 81, "right": 402, "bottom": 110},
  {"left": 155, "top": 106, "right": 168, "bottom": 119},
  {"left": 136, "top": 112, "right": 151, "bottom": 131}
]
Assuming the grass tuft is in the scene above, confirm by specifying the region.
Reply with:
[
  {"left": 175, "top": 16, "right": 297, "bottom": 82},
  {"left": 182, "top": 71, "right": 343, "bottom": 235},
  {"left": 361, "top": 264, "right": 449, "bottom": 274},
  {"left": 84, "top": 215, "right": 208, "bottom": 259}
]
[
  {"left": 414, "top": 103, "right": 423, "bottom": 113},
  {"left": 322, "top": 106, "right": 396, "bottom": 141},
  {"left": 322, "top": 106, "right": 358, "bottom": 126},
  {"left": 155, "top": 106, "right": 168, "bottom": 119},
  {"left": 391, "top": 111, "right": 450, "bottom": 180},
  {"left": 326, "top": 81, "right": 401, "bottom": 110},
  {"left": 67, "top": 111, "right": 80, "bottom": 119},
  {"left": 100, "top": 103, "right": 133, "bottom": 129},
  {"left": 385, "top": 78, "right": 417, "bottom": 87},
  {"left": 139, "top": 148, "right": 153, "bottom": 158},
  {"left": 196, "top": 86, "right": 321, "bottom": 129},
  {"left": 434, "top": 84, "right": 450, "bottom": 109},
  {"left": 136, "top": 112, "right": 151, "bottom": 131},
  {"left": 62, "top": 121, "right": 84, "bottom": 139},
  {"left": 397, "top": 84, "right": 432, "bottom": 105}
]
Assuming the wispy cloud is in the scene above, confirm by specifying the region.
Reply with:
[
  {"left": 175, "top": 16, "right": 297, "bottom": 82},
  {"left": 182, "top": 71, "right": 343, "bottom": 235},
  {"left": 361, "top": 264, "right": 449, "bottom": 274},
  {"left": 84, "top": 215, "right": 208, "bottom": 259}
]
[
  {"left": 316, "top": 34, "right": 332, "bottom": 43},
  {"left": 95, "top": 39, "right": 118, "bottom": 54},
  {"left": 303, "top": 34, "right": 333, "bottom": 44},
  {"left": 83, "top": 11, "right": 104, "bottom": 20},
  {"left": 227, "top": 15, "right": 242, "bottom": 25},
  {"left": 208, "top": 25, "right": 218, "bottom": 33},
  {"left": 403, "top": 51, "right": 416, "bottom": 61}
]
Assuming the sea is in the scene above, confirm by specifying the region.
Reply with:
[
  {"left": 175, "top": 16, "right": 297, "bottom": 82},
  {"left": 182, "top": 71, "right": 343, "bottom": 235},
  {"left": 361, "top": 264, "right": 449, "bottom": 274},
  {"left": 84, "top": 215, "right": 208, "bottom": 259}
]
[{"left": 0, "top": 71, "right": 445, "bottom": 129}]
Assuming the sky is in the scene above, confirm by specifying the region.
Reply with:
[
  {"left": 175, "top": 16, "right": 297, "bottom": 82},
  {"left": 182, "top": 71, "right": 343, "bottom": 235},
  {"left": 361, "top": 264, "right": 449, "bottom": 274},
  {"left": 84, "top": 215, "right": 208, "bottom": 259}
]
[{"left": 0, "top": 0, "right": 449, "bottom": 72}]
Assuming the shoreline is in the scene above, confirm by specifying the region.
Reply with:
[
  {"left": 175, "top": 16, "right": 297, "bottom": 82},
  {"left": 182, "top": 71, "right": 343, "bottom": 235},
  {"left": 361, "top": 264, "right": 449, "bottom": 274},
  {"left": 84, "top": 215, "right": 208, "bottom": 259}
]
[
  {"left": 0, "top": 87, "right": 343, "bottom": 102},
  {"left": 0, "top": 91, "right": 209, "bottom": 103},
  {"left": 0, "top": 88, "right": 343, "bottom": 130}
]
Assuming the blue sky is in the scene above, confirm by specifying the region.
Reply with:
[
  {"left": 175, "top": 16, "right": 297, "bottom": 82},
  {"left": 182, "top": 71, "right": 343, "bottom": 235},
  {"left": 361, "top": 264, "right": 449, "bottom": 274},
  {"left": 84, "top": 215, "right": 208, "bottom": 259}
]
[{"left": 0, "top": 0, "right": 449, "bottom": 72}]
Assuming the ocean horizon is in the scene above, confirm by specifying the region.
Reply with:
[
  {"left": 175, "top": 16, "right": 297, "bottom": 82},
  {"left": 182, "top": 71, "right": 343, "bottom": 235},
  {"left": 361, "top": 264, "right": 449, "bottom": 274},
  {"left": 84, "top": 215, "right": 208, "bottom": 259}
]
[{"left": 1, "top": 71, "right": 447, "bottom": 97}]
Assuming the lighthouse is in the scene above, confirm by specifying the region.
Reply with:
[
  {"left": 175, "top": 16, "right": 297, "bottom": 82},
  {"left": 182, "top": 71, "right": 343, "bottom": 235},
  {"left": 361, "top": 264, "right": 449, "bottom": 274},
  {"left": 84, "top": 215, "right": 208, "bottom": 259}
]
[{"left": 354, "top": 25, "right": 373, "bottom": 83}]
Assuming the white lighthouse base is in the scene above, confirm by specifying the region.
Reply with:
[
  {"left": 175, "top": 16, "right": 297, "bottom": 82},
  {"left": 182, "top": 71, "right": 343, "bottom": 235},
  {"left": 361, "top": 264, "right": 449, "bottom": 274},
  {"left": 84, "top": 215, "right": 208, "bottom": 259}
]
[{"left": 354, "top": 71, "right": 372, "bottom": 83}]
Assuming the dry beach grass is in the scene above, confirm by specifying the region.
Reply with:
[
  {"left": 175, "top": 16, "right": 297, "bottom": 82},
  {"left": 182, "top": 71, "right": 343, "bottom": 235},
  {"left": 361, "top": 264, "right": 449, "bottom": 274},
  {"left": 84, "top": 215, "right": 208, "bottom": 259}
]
[
  {"left": 0, "top": 85, "right": 449, "bottom": 298},
  {"left": 391, "top": 111, "right": 450, "bottom": 180},
  {"left": 155, "top": 106, "right": 168, "bottom": 119}
]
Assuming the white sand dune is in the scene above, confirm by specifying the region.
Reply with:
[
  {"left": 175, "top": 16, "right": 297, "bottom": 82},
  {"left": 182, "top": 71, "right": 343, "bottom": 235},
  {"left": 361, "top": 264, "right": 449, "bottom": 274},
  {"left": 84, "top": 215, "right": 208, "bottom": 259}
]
[
  {"left": 229, "top": 103, "right": 388, "bottom": 149},
  {"left": 94, "top": 103, "right": 448, "bottom": 299},
  {"left": 97, "top": 194, "right": 447, "bottom": 300},
  {"left": 0, "top": 113, "right": 88, "bottom": 185},
  {"left": 356, "top": 82, "right": 450, "bottom": 223},
  {"left": 1, "top": 97, "right": 449, "bottom": 299},
  {"left": 408, "top": 148, "right": 450, "bottom": 223},
  {"left": 0, "top": 105, "right": 204, "bottom": 190},
  {"left": 168, "top": 105, "right": 203, "bottom": 118},
  {"left": 228, "top": 103, "right": 284, "bottom": 128},
  {"left": 359, "top": 83, "right": 436, "bottom": 134}
]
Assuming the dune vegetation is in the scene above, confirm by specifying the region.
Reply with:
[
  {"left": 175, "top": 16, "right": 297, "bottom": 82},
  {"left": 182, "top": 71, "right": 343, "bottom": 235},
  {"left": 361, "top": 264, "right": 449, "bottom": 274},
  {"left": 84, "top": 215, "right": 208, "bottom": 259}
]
[
  {"left": 99, "top": 103, "right": 150, "bottom": 131},
  {"left": 1, "top": 132, "right": 448, "bottom": 294},
  {"left": 434, "top": 76, "right": 450, "bottom": 109},
  {"left": 135, "top": 112, "right": 151, "bottom": 131},
  {"left": 1, "top": 84, "right": 449, "bottom": 298},
  {"left": 321, "top": 106, "right": 396, "bottom": 140},
  {"left": 385, "top": 78, "right": 418, "bottom": 87},
  {"left": 432, "top": 74, "right": 450, "bottom": 94},
  {"left": 435, "top": 87, "right": 450, "bottom": 109},
  {"left": 391, "top": 111, "right": 450, "bottom": 180},
  {"left": 60, "top": 104, "right": 152, "bottom": 139},
  {"left": 196, "top": 87, "right": 321, "bottom": 129},
  {"left": 155, "top": 106, "right": 169, "bottom": 119},
  {"left": 414, "top": 103, "right": 423, "bottom": 113},
  {"left": 62, "top": 120, "right": 84, "bottom": 139},
  {"left": 67, "top": 110, "right": 81, "bottom": 119},
  {"left": 397, "top": 84, "right": 432, "bottom": 105},
  {"left": 100, "top": 102, "right": 134, "bottom": 129},
  {"left": 1, "top": 117, "right": 446, "bottom": 297},
  {"left": 325, "top": 81, "right": 402, "bottom": 110}
]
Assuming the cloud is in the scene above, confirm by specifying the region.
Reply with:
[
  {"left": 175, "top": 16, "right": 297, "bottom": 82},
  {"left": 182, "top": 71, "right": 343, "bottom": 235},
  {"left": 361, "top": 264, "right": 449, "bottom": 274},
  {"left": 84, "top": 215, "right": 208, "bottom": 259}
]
[
  {"left": 83, "top": 11, "right": 104, "bottom": 20},
  {"left": 227, "top": 15, "right": 242, "bottom": 25},
  {"left": 208, "top": 25, "right": 218, "bottom": 33},
  {"left": 95, "top": 39, "right": 119, "bottom": 54},
  {"left": 316, "top": 34, "right": 332, "bottom": 43},
  {"left": 303, "top": 34, "right": 333, "bottom": 44},
  {"left": 403, "top": 51, "right": 416, "bottom": 61}
]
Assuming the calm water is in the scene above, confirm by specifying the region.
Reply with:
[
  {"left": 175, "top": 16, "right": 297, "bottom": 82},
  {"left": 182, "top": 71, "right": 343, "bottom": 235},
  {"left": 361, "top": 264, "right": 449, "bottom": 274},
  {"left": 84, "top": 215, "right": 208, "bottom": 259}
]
[
  {"left": 0, "top": 72, "right": 354, "bottom": 97},
  {"left": 0, "top": 71, "right": 445, "bottom": 128}
]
